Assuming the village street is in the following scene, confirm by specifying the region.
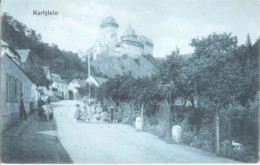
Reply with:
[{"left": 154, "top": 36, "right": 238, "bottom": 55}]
[{"left": 53, "top": 100, "right": 238, "bottom": 163}]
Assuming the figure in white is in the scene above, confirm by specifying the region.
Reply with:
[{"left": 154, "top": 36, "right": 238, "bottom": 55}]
[
  {"left": 135, "top": 116, "right": 142, "bottom": 131},
  {"left": 171, "top": 125, "right": 182, "bottom": 143}
]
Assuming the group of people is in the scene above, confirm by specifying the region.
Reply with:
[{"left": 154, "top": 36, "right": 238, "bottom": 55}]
[
  {"left": 74, "top": 103, "right": 121, "bottom": 124},
  {"left": 74, "top": 104, "right": 93, "bottom": 122},
  {"left": 38, "top": 97, "right": 53, "bottom": 121}
]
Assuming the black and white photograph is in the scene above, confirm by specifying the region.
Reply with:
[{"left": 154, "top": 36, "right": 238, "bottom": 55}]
[{"left": 1, "top": 0, "right": 259, "bottom": 164}]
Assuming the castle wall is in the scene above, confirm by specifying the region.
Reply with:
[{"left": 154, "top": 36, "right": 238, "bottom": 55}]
[
  {"left": 143, "top": 44, "right": 153, "bottom": 55},
  {"left": 121, "top": 43, "right": 143, "bottom": 57},
  {"left": 100, "top": 26, "right": 118, "bottom": 47}
]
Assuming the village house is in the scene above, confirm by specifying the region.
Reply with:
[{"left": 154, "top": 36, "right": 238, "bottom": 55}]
[
  {"left": 68, "top": 79, "right": 86, "bottom": 100},
  {"left": 40, "top": 66, "right": 69, "bottom": 100},
  {"left": 50, "top": 73, "right": 69, "bottom": 99},
  {"left": 86, "top": 75, "right": 108, "bottom": 87},
  {"left": 1, "top": 40, "right": 40, "bottom": 131}
]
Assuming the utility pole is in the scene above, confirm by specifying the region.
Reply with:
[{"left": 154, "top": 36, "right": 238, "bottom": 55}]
[
  {"left": 141, "top": 103, "right": 144, "bottom": 132},
  {"left": 165, "top": 90, "right": 172, "bottom": 141},
  {"left": 88, "top": 53, "right": 90, "bottom": 104}
]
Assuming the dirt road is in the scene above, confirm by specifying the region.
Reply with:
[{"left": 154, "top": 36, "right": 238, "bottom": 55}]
[{"left": 53, "top": 100, "right": 238, "bottom": 163}]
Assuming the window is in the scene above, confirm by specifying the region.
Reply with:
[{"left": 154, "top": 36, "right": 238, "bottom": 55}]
[
  {"left": 8, "top": 75, "right": 14, "bottom": 103},
  {"left": 6, "top": 74, "right": 8, "bottom": 102},
  {"left": 27, "top": 87, "right": 29, "bottom": 103},
  {"left": 15, "top": 79, "right": 18, "bottom": 102},
  {"left": 20, "top": 81, "right": 23, "bottom": 101}
]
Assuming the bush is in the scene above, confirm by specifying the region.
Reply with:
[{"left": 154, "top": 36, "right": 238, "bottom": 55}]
[{"left": 219, "top": 140, "right": 258, "bottom": 163}]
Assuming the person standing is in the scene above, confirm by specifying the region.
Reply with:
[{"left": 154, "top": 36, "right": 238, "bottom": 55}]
[
  {"left": 74, "top": 104, "right": 80, "bottom": 121},
  {"left": 87, "top": 104, "right": 92, "bottom": 123},
  {"left": 83, "top": 105, "right": 88, "bottom": 122},
  {"left": 19, "top": 93, "right": 27, "bottom": 120},
  {"left": 110, "top": 107, "right": 114, "bottom": 124},
  {"left": 37, "top": 97, "right": 43, "bottom": 108},
  {"left": 38, "top": 97, "right": 44, "bottom": 119}
]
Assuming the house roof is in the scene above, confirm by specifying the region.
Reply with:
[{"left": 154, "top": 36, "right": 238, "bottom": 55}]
[
  {"left": 51, "top": 73, "right": 61, "bottom": 80},
  {"left": 1, "top": 40, "right": 21, "bottom": 59},
  {"left": 86, "top": 75, "right": 108, "bottom": 86},
  {"left": 15, "top": 49, "right": 30, "bottom": 63},
  {"left": 1, "top": 40, "right": 8, "bottom": 47},
  {"left": 94, "top": 76, "right": 108, "bottom": 85},
  {"left": 51, "top": 73, "right": 68, "bottom": 84},
  {"left": 70, "top": 79, "right": 86, "bottom": 87},
  {"left": 53, "top": 78, "right": 68, "bottom": 84}
]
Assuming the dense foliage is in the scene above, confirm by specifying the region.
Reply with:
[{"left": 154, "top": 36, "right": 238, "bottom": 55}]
[
  {"left": 96, "top": 33, "right": 259, "bottom": 162},
  {"left": 1, "top": 13, "right": 88, "bottom": 86}
]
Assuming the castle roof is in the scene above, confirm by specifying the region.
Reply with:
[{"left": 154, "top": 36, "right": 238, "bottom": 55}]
[
  {"left": 122, "top": 26, "right": 137, "bottom": 37},
  {"left": 100, "top": 16, "right": 119, "bottom": 28},
  {"left": 121, "top": 26, "right": 144, "bottom": 47},
  {"left": 138, "top": 35, "right": 153, "bottom": 46}
]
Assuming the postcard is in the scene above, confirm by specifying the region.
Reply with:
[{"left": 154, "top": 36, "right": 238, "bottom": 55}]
[{"left": 1, "top": 0, "right": 259, "bottom": 164}]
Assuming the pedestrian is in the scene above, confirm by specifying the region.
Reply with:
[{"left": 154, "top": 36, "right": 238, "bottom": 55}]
[
  {"left": 113, "top": 109, "right": 118, "bottom": 124},
  {"left": 83, "top": 105, "right": 88, "bottom": 122},
  {"left": 87, "top": 104, "right": 92, "bottom": 123},
  {"left": 37, "top": 97, "right": 43, "bottom": 108},
  {"left": 19, "top": 93, "right": 27, "bottom": 120},
  {"left": 47, "top": 96, "right": 51, "bottom": 104},
  {"left": 75, "top": 104, "right": 81, "bottom": 121},
  {"left": 38, "top": 97, "right": 44, "bottom": 119},
  {"left": 110, "top": 107, "right": 114, "bottom": 124},
  {"left": 29, "top": 101, "right": 34, "bottom": 114}
]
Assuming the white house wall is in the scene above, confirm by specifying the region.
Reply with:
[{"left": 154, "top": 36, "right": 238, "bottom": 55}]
[{"left": 1, "top": 54, "right": 38, "bottom": 131}]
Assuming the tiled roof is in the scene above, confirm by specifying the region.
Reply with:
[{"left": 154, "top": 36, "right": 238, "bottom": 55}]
[
  {"left": 51, "top": 73, "right": 61, "bottom": 80},
  {"left": 70, "top": 79, "right": 86, "bottom": 87},
  {"left": 1, "top": 40, "right": 8, "bottom": 46},
  {"left": 94, "top": 76, "right": 108, "bottom": 85},
  {"left": 16, "top": 49, "right": 30, "bottom": 63}
]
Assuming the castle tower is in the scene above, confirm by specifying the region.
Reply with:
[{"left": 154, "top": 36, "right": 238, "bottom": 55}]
[
  {"left": 120, "top": 26, "right": 144, "bottom": 57},
  {"left": 100, "top": 16, "right": 119, "bottom": 48}
]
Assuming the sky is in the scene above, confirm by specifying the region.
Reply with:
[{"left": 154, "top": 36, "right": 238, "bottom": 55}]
[{"left": 2, "top": 0, "right": 260, "bottom": 57}]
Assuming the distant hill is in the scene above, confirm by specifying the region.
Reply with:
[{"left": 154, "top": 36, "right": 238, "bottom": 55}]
[{"left": 90, "top": 53, "right": 158, "bottom": 78}]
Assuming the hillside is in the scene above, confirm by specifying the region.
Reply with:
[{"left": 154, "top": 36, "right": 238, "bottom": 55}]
[
  {"left": 90, "top": 53, "right": 158, "bottom": 78},
  {"left": 1, "top": 13, "right": 87, "bottom": 85}
]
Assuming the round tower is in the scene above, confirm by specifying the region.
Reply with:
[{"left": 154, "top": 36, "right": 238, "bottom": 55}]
[
  {"left": 120, "top": 26, "right": 144, "bottom": 57},
  {"left": 100, "top": 16, "right": 119, "bottom": 47}
]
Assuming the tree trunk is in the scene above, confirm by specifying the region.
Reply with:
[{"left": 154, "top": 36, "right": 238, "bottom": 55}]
[{"left": 215, "top": 108, "right": 220, "bottom": 154}]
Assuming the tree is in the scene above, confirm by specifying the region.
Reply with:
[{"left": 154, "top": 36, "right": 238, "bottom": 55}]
[
  {"left": 159, "top": 48, "right": 184, "bottom": 140},
  {"left": 190, "top": 33, "right": 241, "bottom": 154}
]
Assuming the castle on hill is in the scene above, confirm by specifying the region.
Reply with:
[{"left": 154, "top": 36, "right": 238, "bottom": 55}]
[{"left": 87, "top": 16, "right": 153, "bottom": 59}]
